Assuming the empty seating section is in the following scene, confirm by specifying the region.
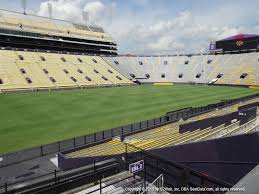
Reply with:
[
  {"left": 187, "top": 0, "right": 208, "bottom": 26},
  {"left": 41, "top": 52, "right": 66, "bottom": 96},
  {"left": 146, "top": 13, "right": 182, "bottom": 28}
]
[
  {"left": 66, "top": 98, "right": 259, "bottom": 158},
  {"left": 0, "top": 50, "right": 29, "bottom": 90},
  {"left": 15, "top": 51, "right": 56, "bottom": 88},
  {"left": 60, "top": 55, "right": 99, "bottom": 86},
  {"left": 0, "top": 10, "right": 112, "bottom": 42},
  {"left": 65, "top": 55, "right": 103, "bottom": 85},
  {"left": 39, "top": 52, "right": 79, "bottom": 88},
  {"left": 207, "top": 53, "right": 259, "bottom": 85},
  {"left": 94, "top": 57, "right": 133, "bottom": 85},
  {"left": 79, "top": 56, "right": 130, "bottom": 85},
  {"left": 105, "top": 57, "right": 141, "bottom": 79},
  {"left": 105, "top": 52, "right": 259, "bottom": 85},
  {"left": 0, "top": 50, "right": 132, "bottom": 91}
]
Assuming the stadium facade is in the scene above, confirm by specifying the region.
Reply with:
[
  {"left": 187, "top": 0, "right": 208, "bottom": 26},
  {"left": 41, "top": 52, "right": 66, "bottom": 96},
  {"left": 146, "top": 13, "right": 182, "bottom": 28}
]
[{"left": 0, "top": 10, "right": 118, "bottom": 55}]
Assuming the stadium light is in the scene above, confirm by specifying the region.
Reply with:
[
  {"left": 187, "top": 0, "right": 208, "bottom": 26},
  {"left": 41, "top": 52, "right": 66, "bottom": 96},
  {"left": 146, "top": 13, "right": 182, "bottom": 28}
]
[
  {"left": 48, "top": 2, "right": 52, "bottom": 19},
  {"left": 82, "top": 11, "right": 89, "bottom": 25},
  {"left": 21, "top": 0, "right": 26, "bottom": 15}
]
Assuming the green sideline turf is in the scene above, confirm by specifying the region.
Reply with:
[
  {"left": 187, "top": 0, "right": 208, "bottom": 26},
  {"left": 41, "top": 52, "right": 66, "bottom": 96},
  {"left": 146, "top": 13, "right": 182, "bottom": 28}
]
[{"left": 0, "top": 85, "right": 257, "bottom": 154}]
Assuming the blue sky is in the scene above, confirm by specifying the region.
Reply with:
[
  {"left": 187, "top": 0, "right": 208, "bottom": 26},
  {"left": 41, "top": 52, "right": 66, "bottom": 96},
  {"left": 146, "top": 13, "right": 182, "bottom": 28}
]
[{"left": 0, "top": 0, "right": 259, "bottom": 54}]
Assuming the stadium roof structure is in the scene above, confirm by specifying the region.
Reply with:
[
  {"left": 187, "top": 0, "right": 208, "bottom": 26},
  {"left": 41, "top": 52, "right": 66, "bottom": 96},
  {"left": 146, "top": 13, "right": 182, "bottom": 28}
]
[
  {"left": 0, "top": 8, "right": 105, "bottom": 33},
  {"left": 219, "top": 34, "right": 259, "bottom": 41}
]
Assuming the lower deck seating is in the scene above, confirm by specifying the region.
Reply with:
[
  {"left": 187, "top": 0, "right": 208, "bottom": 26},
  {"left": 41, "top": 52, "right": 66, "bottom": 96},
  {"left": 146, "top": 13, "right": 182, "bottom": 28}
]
[
  {"left": 66, "top": 98, "right": 258, "bottom": 158},
  {"left": 0, "top": 50, "right": 132, "bottom": 91}
]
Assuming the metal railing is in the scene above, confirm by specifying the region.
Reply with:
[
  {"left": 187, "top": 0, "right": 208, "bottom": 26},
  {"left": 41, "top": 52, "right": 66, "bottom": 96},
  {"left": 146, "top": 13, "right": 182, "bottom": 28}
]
[
  {"left": 0, "top": 159, "right": 122, "bottom": 194},
  {"left": 140, "top": 174, "right": 164, "bottom": 194}
]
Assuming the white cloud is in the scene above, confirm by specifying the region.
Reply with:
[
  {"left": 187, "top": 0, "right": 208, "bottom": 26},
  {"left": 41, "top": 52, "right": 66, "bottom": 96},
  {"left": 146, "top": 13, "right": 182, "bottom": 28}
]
[
  {"left": 83, "top": 1, "right": 105, "bottom": 23},
  {"left": 37, "top": 0, "right": 114, "bottom": 26},
  {"left": 83, "top": 1, "right": 116, "bottom": 26},
  {"left": 37, "top": 0, "right": 259, "bottom": 54},
  {"left": 38, "top": 0, "right": 83, "bottom": 22}
]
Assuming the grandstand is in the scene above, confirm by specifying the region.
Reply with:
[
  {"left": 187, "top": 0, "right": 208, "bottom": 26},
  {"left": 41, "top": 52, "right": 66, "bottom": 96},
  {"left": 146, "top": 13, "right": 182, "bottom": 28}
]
[
  {"left": 0, "top": 9, "right": 115, "bottom": 52},
  {"left": 0, "top": 5, "right": 259, "bottom": 194},
  {"left": 0, "top": 9, "right": 134, "bottom": 92},
  {"left": 0, "top": 50, "right": 131, "bottom": 91},
  {"left": 105, "top": 51, "right": 259, "bottom": 86}
]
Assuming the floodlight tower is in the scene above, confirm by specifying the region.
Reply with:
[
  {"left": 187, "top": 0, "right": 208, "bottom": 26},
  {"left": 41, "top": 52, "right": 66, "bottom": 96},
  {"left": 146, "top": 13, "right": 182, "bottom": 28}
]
[
  {"left": 82, "top": 11, "right": 89, "bottom": 25},
  {"left": 48, "top": 2, "right": 52, "bottom": 20},
  {"left": 21, "top": 0, "right": 26, "bottom": 15}
]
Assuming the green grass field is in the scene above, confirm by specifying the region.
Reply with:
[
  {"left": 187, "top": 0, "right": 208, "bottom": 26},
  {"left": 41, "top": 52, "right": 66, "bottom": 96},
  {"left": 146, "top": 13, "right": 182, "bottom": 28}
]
[{"left": 0, "top": 84, "right": 258, "bottom": 154}]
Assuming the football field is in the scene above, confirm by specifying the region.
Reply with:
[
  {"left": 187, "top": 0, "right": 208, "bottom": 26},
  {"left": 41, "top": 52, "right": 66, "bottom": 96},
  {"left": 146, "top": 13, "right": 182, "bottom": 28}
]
[{"left": 0, "top": 84, "right": 258, "bottom": 154}]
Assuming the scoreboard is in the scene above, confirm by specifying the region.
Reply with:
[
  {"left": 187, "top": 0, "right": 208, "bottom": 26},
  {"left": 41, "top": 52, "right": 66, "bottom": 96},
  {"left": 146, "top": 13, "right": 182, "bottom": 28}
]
[
  {"left": 210, "top": 34, "right": 259, "bottom": 52},
  {"left": 209, "top": 42, "right": 222, "bottom": 52}
]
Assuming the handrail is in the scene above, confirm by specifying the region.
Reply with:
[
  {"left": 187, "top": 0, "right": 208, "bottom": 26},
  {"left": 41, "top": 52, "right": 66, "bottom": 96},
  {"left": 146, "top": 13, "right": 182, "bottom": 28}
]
[
  {"left": 88, "top": 174, "right": 138, "bottom": 194},
  {"left": 0, "top": 160, "right": 120, "bottom": 193},
  {"left": 140, "top": 174, "right": 164, "bottom": 194}
]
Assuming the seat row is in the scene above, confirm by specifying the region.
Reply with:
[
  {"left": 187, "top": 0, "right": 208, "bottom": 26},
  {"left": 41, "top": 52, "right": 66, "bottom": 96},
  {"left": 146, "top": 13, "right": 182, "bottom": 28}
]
[{"left": 0, "top": 50, "right": 132, "bottom": 91}]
